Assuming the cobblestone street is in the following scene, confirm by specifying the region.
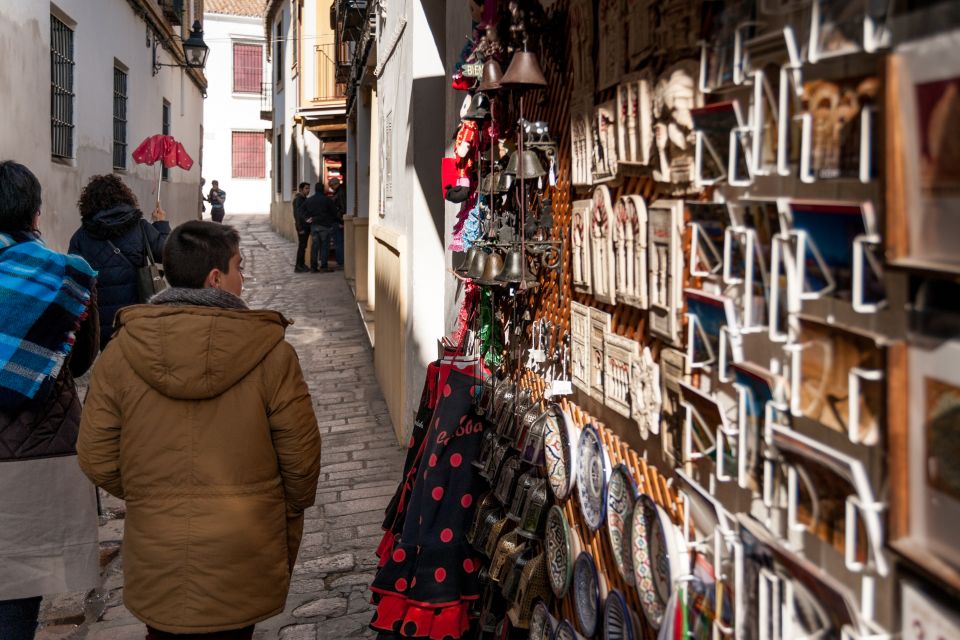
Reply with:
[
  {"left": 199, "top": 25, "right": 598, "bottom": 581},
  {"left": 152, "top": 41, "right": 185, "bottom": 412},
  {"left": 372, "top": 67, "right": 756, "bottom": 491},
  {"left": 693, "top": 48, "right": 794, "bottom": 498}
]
[{"left": 39, "top": 215, "right": 402, "bottom": 640}]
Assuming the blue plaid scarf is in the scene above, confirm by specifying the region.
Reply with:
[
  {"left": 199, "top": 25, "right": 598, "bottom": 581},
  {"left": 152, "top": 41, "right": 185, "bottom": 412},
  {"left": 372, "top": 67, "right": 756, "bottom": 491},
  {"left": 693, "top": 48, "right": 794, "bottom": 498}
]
[{"left": 0, "top": 232, "right": 96, "bottom": 410}]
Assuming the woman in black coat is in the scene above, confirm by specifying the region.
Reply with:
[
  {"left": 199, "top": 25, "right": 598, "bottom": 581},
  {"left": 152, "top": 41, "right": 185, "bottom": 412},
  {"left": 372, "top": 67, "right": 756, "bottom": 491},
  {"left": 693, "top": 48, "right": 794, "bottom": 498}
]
[{"left": 68, "top": 175, "right": 170, "bottom": 349}]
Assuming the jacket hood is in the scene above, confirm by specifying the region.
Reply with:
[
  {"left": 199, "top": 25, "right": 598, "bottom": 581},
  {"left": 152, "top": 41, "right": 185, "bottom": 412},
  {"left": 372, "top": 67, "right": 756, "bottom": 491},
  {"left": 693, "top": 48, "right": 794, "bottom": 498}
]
[
  {"left": 113, "top": 305, "right": 290, "bottom": 400},
  {"left": 82, "top": 204, "right": 143, "bottom": 239}
]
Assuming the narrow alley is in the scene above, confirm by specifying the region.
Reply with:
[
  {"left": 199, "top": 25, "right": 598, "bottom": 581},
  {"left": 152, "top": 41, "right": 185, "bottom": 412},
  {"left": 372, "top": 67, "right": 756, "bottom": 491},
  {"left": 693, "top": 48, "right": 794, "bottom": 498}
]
[{"left": 39, "top": 216, "right": 402, "bottom": 640}]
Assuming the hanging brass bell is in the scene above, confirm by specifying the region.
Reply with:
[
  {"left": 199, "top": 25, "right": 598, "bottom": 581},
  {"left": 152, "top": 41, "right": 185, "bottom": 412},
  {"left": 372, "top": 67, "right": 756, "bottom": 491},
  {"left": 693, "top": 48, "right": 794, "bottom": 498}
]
[
  {"left": 466, "top": 249, "right": 488, "bottom": 280},
  {"left": 500, "top": 50, "right": 547, "bottom": 89},
  {"left": 496, "top": 247, "right": 537, "bottom": 284},
  {"left": 479, "top": 58, "right": 504, "bottom": 92},
  {"left": 477, "top": 251, "right": 505, "bottom": 286},
  {"left": 463, "top": 92, "right": 491, "bottom": 121},
  {"left": 456, "top": 246, "right": 481, "bottom": 275},
  {"left": 496, "top": 170, "right": 514, "bottom": 193},
  {"left": 505, "top": 149, "right": 547, "bottom": 180}
]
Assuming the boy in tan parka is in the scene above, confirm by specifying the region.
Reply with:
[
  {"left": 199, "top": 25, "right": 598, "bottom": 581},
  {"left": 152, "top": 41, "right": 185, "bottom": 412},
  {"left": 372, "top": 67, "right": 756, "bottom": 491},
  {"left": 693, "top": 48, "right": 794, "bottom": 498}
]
[{"left": 78, "top": 220, "right": 322, "bottom": 639}]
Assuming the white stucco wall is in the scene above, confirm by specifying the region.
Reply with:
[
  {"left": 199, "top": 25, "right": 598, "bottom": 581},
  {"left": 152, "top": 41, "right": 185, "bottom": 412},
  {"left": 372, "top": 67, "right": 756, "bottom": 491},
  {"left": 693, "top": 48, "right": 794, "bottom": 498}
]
[
  {"left": 201, "top": 12, "right": 271, "bottom": 214},
  {"left": 0, "top": 0, "right": 205, "bottom": 252}
]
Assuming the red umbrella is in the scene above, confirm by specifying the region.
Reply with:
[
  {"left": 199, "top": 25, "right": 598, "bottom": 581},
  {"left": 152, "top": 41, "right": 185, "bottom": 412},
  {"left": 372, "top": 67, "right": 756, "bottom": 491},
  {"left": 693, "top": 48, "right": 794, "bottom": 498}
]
[{"left": 132, "top": 134, "right": 194, "bottom": 205}]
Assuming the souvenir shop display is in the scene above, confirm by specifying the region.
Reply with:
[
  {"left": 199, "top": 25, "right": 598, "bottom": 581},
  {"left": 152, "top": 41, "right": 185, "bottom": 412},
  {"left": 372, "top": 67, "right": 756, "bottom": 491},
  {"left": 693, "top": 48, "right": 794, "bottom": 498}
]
[{"left": 369, "top": 1, "right": 960, "bottom": 638}]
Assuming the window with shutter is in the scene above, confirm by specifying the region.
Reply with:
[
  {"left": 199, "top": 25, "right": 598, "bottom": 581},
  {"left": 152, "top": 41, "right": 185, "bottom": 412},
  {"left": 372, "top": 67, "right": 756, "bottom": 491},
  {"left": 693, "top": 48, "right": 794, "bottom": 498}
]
[
  {"left": 233, "top": 43, "right": 263, "bottom": 94},
  {"left": 232, "top": 131, "right": 265, "bottom": 179}
]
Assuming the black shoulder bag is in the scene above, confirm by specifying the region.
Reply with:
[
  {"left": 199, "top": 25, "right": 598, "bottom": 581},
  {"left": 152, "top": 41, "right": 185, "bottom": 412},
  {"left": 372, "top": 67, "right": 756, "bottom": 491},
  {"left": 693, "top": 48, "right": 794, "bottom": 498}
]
[{"left": 107, "top": 222, "right": 168, "bottom": 302}]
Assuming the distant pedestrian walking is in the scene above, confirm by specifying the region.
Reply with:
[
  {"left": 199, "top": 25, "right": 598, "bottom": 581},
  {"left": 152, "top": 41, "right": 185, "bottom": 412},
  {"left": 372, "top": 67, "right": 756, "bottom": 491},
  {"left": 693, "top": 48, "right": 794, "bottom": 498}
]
[
  {"left": 0, "top": 161, "right": 100, "bottom": 640},
  {"left": 293, "top": 182, "right": 311, "bottom": 272},
  {"left": 78, "top": 220, "right": 322, "bottom": 638},
  {"left": 301, "top": 181, "right": 339, "bottom": 272},
  {"left": 69, "top": 174, "right": 170, "bottom": 350},
  {"left": 207, "top": 180, "right": 227, "bottom": 223}
]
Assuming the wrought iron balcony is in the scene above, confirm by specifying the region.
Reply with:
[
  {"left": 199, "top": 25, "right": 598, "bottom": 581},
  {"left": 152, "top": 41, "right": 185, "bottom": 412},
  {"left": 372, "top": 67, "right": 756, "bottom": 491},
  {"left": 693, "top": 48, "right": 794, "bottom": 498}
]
[
  {"left": 332, "top": 0, "right": 368, "bottom": 42},
  {"left": 314, "top": 43, "right": 347, "bottom": 103}
]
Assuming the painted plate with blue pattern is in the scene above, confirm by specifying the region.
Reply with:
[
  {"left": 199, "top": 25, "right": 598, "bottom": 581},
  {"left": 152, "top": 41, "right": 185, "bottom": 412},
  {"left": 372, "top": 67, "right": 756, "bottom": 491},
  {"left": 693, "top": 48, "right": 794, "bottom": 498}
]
[
  {"left": 631, "top": 494, "right": 666, "bottom": 629},
  {"left": 543, "top": 404, "right": 579, "bottom": 500},
  {"left": 573, "top": 551, "right": 601, "bottom": 638},
  {"left": 605, "top": 464, "right": 639, "bottom": 585},
  {"left": 545, "top": 505, "right": 574, "bottom": 598},
  {"left": 603, "top": 589, "right": 638, "bottom": 640},
  {"left": 576, "top": 424, "right": 611, "bottom": 531}
]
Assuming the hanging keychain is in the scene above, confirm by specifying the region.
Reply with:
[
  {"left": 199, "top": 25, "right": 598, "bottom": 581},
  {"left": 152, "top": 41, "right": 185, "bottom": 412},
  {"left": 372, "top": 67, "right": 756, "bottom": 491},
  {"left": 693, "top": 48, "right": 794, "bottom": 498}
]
[{"left": 548, "top": 335, "right": 573, "bottom": 397}]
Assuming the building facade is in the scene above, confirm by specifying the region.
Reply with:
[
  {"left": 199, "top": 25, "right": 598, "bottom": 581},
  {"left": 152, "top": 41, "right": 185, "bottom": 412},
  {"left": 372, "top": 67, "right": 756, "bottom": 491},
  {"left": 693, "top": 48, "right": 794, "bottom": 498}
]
[
  {"left": 0, "top": 0, "right": 207, "bottom": 252},
  {"left": 202, "top": 1, "right": 272, "bottom": 214},
  {"left": 264, "top": 0, "right": 347, "bottom": 241},
  {"left": 336, "top": 0, "right": 472, "bottom": 442}
]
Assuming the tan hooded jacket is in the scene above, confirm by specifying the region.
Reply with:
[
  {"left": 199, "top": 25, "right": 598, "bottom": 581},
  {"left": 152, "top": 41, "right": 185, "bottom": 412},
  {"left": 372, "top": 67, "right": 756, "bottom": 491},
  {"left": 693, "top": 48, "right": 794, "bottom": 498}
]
[{"left": 78, "top": 304, "right": 322, "bottom": 633}]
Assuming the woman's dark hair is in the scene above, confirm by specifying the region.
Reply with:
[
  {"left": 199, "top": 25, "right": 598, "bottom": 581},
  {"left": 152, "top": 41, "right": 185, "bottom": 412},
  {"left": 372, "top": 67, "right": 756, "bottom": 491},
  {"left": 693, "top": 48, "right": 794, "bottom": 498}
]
[
  {"left": 0, "top": 160, "right": 41, "bottom": 232},
  {"left": 77, "top": 174, "right": 139, "bottom": 219},
  {"left": 163, "top": 220, "right": 241, "bottom": 288}
]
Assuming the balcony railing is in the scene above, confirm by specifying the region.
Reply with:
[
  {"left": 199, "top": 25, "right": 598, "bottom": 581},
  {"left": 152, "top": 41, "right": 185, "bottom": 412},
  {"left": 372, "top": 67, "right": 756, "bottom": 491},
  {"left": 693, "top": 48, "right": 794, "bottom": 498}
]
[
  {"left": 260, "top": 81, "right": 272, "bottom": 120},
  {"left": 314, "top": 42, "right": 348, "bottom": 103}
]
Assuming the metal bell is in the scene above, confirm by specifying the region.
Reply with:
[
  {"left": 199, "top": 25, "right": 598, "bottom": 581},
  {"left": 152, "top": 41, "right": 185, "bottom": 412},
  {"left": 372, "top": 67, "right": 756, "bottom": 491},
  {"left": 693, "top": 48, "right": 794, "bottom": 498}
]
[
  {"left": 495, "top": 247, "right": 537, "bottom": 284},
  {"left": 479, "top": 58, "right": 504, "bottom": 92},
  {"left": 463, "top": 92, "right": 491, "bottom": 121},
  {"left": 456, "top": 246, "right": 481, "bottom": 276},
  {"left": 477, "top": 251, "right": 505, "bottom": 286},
  {"left": 505, "top": 149, "right": 546, "bottom": 180},
  {"left": 500, "top": 50, "right": 547, "bottom": 89},
  {"left": 466, "top": 249, "right": 488, "bottom": 280},
  {"left": 497, "top": 170, "right": 514, "bottom": 193}
]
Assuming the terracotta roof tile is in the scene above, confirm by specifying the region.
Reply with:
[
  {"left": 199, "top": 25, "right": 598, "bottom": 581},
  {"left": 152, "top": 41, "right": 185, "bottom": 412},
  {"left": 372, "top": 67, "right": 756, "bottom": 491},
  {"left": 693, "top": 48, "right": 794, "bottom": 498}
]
[{"left": 205, "top": 0, "right": 266, "bottom": 18}]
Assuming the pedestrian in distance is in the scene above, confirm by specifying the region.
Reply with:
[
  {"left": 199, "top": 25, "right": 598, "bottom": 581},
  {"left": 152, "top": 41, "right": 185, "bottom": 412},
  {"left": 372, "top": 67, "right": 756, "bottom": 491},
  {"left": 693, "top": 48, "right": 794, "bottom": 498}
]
[
  {"left": 329, "top": 177, "right": 346, "bottom": 270},
  {"left": 0, "top": 161, "right": 100, "bottom": 640},
  {"left": 78, "top": 220, "right": 322, "bottom": 640},
  {"left": 300, "top": 181, "right": 339, "bottom": 272},
  {"left": 206, "top": 180, "right": 227, "bottom": 223},
  {"left": 292, "top": 182, "right": 311, "bottom": 273},
  {"left": 68, "top": 174, "right": 170, "bottom": 350}
]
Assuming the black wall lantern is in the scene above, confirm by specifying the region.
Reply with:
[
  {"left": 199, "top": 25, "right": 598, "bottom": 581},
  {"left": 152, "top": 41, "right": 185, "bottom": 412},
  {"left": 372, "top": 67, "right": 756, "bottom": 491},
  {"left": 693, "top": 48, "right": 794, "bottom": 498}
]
[{"left": 153, "top": 20, "right": 209, "bottom": 76}]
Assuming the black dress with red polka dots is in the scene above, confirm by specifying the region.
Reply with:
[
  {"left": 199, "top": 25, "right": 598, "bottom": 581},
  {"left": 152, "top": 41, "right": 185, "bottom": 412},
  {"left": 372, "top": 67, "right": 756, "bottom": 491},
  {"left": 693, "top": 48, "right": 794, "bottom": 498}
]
[{"left": 371, "top": 358, "right": 489, "bottom": 640}]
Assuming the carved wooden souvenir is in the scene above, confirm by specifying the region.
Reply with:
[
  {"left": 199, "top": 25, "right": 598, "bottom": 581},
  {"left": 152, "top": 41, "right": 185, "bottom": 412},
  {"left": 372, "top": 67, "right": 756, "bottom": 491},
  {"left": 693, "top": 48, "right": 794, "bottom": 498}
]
[
  {"left": 659, "top": 348, "right": 689, "bottom": 464},
  {"left": 792, "top": 316, "right": 884, "bottom": 445},
  {"left": 571, "top": 200, "right": 593, "bottom": 294},
  {"left": 590, "top": 186, "right": 617, "bottom": 305},
  {"left": 626, "top": 0, "right": 654, "bottom": 69},
  {"left": 589, "top": 308, "right": 612, "bottom": 399},
  {"left": 569, "top": 0, "right": 595, "bottom": 98},
  {"left": 571, "top": 301, "right": 591, "bottom": 394},
  {"left": 570, "top": 97, "right": 594, "bottom": 187},
  {"left": 592, "top": 101, "right": 619, "bottom": 183},
  {"left": 651, "top": 61, "right": 702, "bottom": 184},
  {"left": 597, "top": 0, "right": 626, "bottom": 91},
  {"left": 613, "top": 195, "right": 648, "bottom": 308},
  {"left": 647, "top": 199, "right": 683, "bottom": 345},
  {"left": 604, "top": 332, "right": 640, "bottom": 418},
  {"left": 616, "top": 71, "right": 653, "bottom": 165},
  {"left": 630, "top": 346, "right": 661, "bottom": 439}
]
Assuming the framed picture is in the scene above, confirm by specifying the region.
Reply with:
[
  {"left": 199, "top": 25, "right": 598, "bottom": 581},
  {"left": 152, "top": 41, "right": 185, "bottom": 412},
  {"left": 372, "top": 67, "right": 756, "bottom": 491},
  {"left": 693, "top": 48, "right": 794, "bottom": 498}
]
[
  {"left": 789, "top": 316, "right": 885, "bottom": 445},
  {"left": 684, "top": 288, "right": 743, "bottom": 373},
  {"left": 887, "top": 30, "right": 960, "bottom": 273},
  {"left": 680, "top": 381, "right": 738, "bottom": 481},
  {"left": 725, "top": 199, "right": 783, "bottom": 331},
  {"left": 799, "top": 75, "right": 880, "bottom": 183},
  {"left": 808, "top": 0, "right": 889, "bottom": 63},
  {"left": 652, "top": 61, "right": 702, "bottom": 184},
  {"left": 731, "top": 361, "right": 787, "bottom": 492},
  {"left": 589, "top": 186, "right": 617, "bottom": 305},
  {"left": 571, "top": 301, "right": 591, "bottom": 394},
  {"left": 589, "top": 308, "right": 612, "bottom": 400},
  {"left": 592, "top": 100, "right": 619, "bottom": 183},
  {"left": 571, "top": 199, "right": 593, "bottom": 294},
  {"left": 648, "top": 199, "right": 684, "bottom": 345},
  {"left": 570, "top": 97, "right": 594, "bottom": 187},
  {"left": 614, "top": 194, "right": 649, "bottom": 309}
]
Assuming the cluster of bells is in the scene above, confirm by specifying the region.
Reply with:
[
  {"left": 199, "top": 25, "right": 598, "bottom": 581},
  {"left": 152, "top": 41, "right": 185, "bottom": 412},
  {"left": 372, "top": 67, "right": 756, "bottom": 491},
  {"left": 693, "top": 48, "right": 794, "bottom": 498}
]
[
  {"left": 466, "top": 381, "right": 555, "bottom": 630},
  {"left": 456, "top": 244, "right": 539, "bottom": 288}
]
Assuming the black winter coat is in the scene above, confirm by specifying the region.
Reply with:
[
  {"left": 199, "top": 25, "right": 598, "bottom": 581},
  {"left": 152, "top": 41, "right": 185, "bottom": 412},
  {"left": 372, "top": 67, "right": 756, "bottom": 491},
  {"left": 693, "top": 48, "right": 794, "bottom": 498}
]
[{"left": 68, "top": 205, "right": 170, "bottom": 349}]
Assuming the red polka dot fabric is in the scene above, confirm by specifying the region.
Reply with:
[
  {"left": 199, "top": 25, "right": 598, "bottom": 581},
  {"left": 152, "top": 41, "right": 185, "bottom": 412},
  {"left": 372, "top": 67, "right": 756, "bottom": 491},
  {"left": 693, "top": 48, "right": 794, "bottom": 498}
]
[{"left": 370, "top": 359, "right": 489, "bottom": 639}]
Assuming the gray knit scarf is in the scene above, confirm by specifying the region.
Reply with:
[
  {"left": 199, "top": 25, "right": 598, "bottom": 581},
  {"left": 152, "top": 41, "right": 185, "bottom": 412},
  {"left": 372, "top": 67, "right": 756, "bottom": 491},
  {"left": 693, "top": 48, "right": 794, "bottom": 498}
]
[{"left": 149, "top": 287, "right": 248, "bottom": 310}]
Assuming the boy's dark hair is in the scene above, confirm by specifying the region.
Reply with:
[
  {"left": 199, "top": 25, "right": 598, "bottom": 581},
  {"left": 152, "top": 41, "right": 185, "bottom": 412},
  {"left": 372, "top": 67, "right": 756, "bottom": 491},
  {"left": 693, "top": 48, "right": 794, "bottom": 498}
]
[
  {"left": 77, "top": 174, "right": 139, "bottom": 219},
  {"left": 163, "top": 220, "right": 241, "bottom": 288},
  {"left": 0, "top": 160, "right": 41, "bottom": 233},
  {"left": 314, "top": 182, "right": 324, "bottom": 193},
  {"left": 298, "top": 182, "right": 310, "bottom": 190}
]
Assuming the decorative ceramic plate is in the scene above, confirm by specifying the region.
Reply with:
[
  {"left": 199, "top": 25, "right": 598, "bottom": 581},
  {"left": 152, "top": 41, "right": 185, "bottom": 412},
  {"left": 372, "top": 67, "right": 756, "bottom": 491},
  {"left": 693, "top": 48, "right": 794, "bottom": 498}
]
[
  {"left": 529, "top": 600, "right": 556, "bottom": 640},
  {"left": 554, "top": 620, "right": 583, "bottom": 640},
  {"left": 603, "top": 589, "right": 637, "bottom": 640},
  {"left": 543, "top": 406, "right": 578, "bottom": 500},
  {"left": 606, "top": 464, "right": 639, "bottom": 585},
  {"left": 576, "top": 424, "right": 611, "bottom": 531},
  {"left": 545, "top": 505, "right": 574, "bottom": 598},
  {"left": 573, "top": 551, "right": 601, "bottom": 637},
  {"left": 649, "top": 502, "right": 686, "bottom": 608},
  {"left": 631, "top": 494, "right": 665, "bottom": 628}
]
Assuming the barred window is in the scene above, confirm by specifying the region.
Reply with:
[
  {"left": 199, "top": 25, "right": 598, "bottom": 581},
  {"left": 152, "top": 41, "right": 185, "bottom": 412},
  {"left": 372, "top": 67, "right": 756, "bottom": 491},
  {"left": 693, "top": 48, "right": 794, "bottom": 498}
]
[
  {"left": 50, "top": 15, "right": 75, "bottom": 159},
  {"left": 232, "top": 131, "right": 265, "bottom": 178},
  {"left": 113, "top": 67, "right": 128, "bottom": 169},
  {"left": 233, "top": 43, "right": 262, "bottom": 94},
  {"left": 161, "top": 100, "right": 171, "bottom": 180}
]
